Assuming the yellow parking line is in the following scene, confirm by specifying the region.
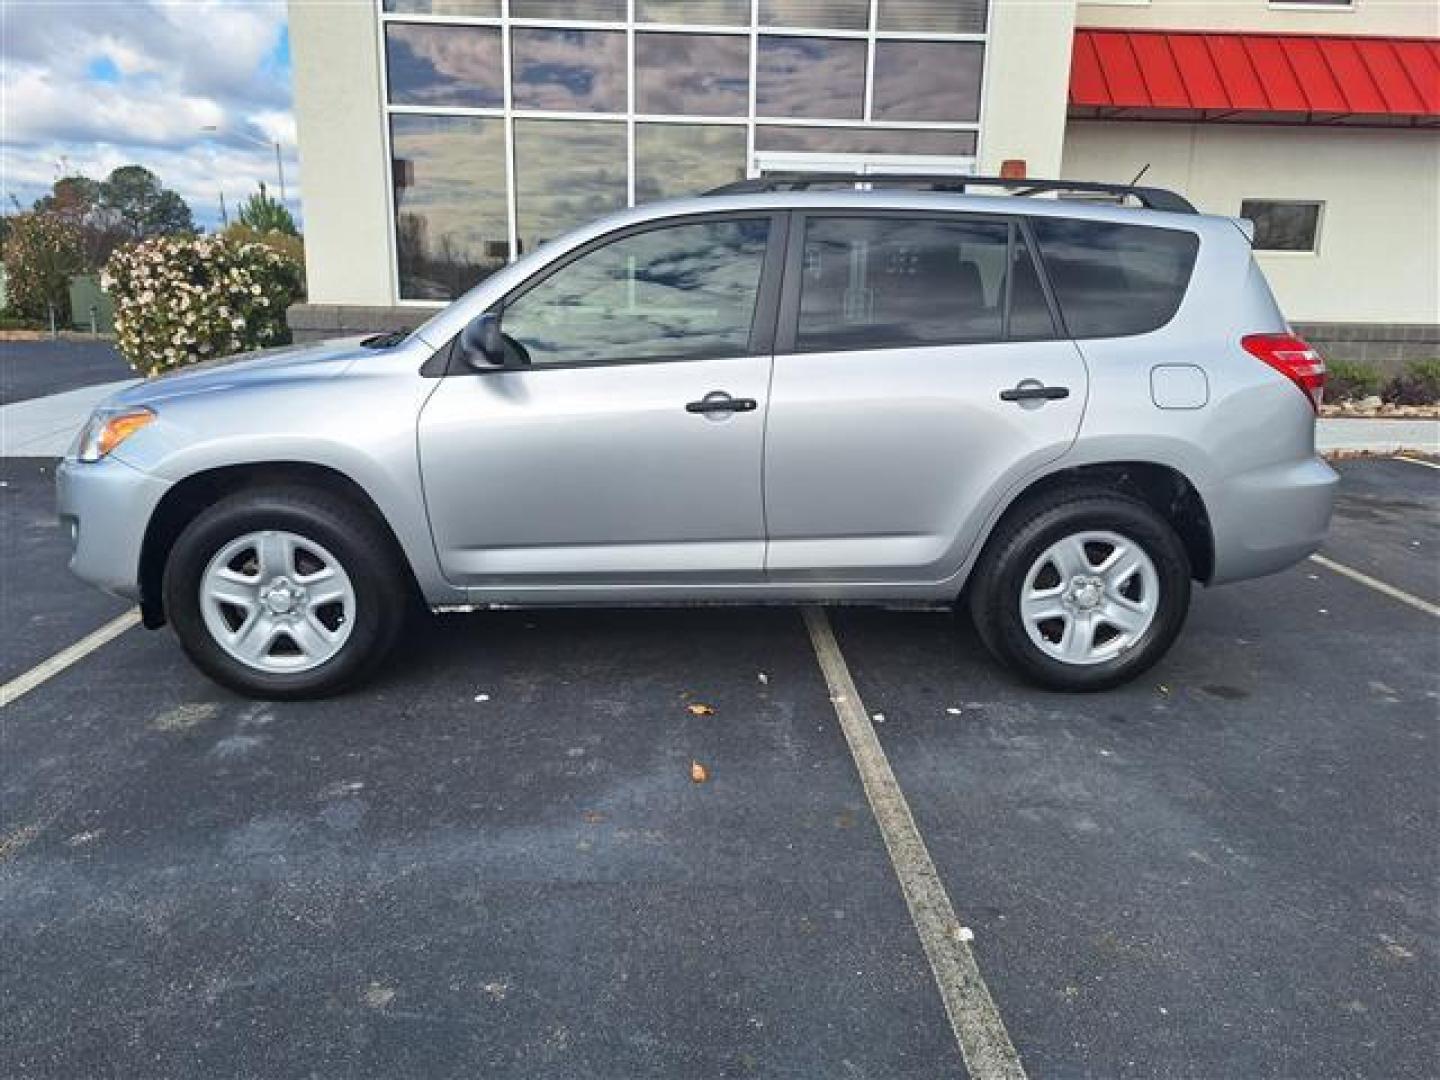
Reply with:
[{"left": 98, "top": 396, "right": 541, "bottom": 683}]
[{"left": 0, "top": 610, "right": 142, "bottom": 708}]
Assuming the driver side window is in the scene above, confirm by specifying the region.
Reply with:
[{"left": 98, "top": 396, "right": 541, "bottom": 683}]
[{"left": 501, "top": 217, "right": 771, "bottom": 366}]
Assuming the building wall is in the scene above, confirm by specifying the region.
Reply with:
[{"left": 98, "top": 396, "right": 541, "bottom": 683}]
[
  {"left": 1076, "top": 0, "right": 1438, "bottom": 36},
  {"left": 979, "top": 0, "right": 1076, "bottom": 177},
  {"left": 1062, "top": 121, "right": 1440, "bottom": 331}
]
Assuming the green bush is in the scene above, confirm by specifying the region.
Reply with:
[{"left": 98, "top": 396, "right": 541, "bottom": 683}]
[
  {"left": 1382, "top": 359, "right": 1440, "bottom": 407},
  {"left": 1325, "top": 358, "right": 1382, "bottom": 402},
  {"left": 1, "top": 212, "right": 83, "bottom": 322},
  {"left": 101, "top": 234, "right": 302, "bottom": 376}
]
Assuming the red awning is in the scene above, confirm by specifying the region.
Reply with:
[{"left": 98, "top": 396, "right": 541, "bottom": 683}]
[{"left": 1070, "top": 29, "right": 1440, "bottom": 127}]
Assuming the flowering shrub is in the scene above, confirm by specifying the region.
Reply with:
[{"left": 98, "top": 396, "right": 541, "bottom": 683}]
[
  {"left": 2, "top": 211, "right": 84, "bottom": 322},
  {"left": 102, "top": 234, "right": 302, "bottom": 375}
]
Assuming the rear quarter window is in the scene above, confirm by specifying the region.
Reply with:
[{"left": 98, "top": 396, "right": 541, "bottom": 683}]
[{"left": 1029, "top": 218, "right": 1199, "bottom": 338}]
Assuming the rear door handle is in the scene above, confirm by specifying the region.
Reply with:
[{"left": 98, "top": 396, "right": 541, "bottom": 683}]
[
  {"left": 686, "top": 395, "right": 757, "bottom": 414},
  {"left": 1000, "top": 384, "right": 1070, "bottom": 402}
]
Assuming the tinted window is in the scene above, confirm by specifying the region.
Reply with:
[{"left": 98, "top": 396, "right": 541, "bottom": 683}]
[
  {"left": 1008, "top": 231, "right": 1055, "bottom": 340},
  {"left": 756, "top": 36, "right": 866, "bottom": 119},
  {"left": 386, "top": 25, "right": 503, "bottom": 109},
  {"left": 759, "top": 0, "right": 870, "bottom": 28},
  {"left": 511, "top": 0, "right": 626, "bottom": 17},
  {"left": 503, "top": 219, "right": 771, "bottom": 366},
  {"left": 635, "top": 33, "right": 749, "bottom": 116},
  {"left": 1241, "top": 200, "right": 1321, "bottom": 252},
  {"left": 1030, "top": 218, "right": 1198, "bottom": 338},
  {"left": 756, "top": 125, "right": 976, "bottom": 156},
  {"left": 795, "top": 216, "right": 1032, "bottom": 351},
  {"left": 511, "top": 28, "right": 626, "bottom": 113},
  {"left": 871, "top": 42, "right": 983, "bottom": 122},
  {"left": 384, "top": 0, "right": 499, "bottom": 13},
  {"left": 877, "top": 0, "right": 987, "bottom": 33},
  {"left": 636, "top": 124, "right": 747, "bottom": 202},
  {"left": 638, "top": 0, "right": 749, "bottom": 22},
  {"left": 514, "top": 120, "right": 627, "bottom": 255}
]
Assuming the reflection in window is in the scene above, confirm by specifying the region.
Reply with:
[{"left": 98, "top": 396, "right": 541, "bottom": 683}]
[
  {"left": 510, "top": 0, "right": 626, "bottom": 17},
  {"left": 391, "top": 115, "right": 510, "bottom": 301},
  {"left": 385, "top": 25, "right": 503, "bottom": 108},
  {"left": 759, "top": 0, "right": 869, "bottom": 29},
  {"left": 757, "top": 36, "right": 865, "bottom": 119},
  {"left": 383, "top": 0, "right": 499, "bottom": 14},
  {"left": 636, "top": 0, "right": 750, "bottom": 24},
  {"left": 511, "top": 28, "right": 626, "bottom": 113},
  {"left": 1240, "top": 200, "right": 1322, "bottom": 252},
  {"left": 503, "top": 219, "right": 770, "bottom": 365},
  {"left": 797, "top": 217, "right": 1012, "bottom": 350},
  {"left": 878, "top": 0, "right": 987, "bottom": 34},
  {"left": 756, "top": 125, "right": 976, "bottom": 155},
  {"left": 872, "top": 42, "right": 983, "bottom": 122},
  {"left": 636, "top": 124, "right": 747, "bottom": 202},
  {"left": 514, "top": 120, "right": 627, "bottom": 255},
  {"left": 636, "top": 34, "right": 749, "bottom": 116}
]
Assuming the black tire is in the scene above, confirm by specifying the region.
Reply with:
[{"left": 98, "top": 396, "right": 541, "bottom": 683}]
[
  {"left": 162, "top": 486, "right": 412, "bottom": 699},
  {"left": 966, "top": 487, "right": 1191, "bottom": 691}
]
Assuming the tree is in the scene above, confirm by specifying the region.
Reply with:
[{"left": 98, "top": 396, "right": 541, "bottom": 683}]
[
  {"left": 33, "top": 175, "right": 125, "bottom": 269},
  {"left": 99, "top": 165, "right": 195, "bottom": 240},
  {"left": 236, "top": 183, "right": 297, "bottom": 236},
  {"left": 2, "top": 212, "right": 84, "bottom": 321}
]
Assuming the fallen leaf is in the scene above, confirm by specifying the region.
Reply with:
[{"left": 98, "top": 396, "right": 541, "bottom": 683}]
[
  {"left": 686, "top": 703, "right": 716, "bottom": 716},
  {"left": 690, "top": 759, "right": 710, "bottom": 783},
  {"left": 1157, "top": 685, "right": 1171, "bottom": 696},
  {"left": 757, "top": 672, "right": 770, "bottom": 685}
]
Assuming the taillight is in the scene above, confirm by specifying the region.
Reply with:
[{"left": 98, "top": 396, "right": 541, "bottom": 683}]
[{"left": 1242, "top": 333, "right": 1326, "bottom": 411}]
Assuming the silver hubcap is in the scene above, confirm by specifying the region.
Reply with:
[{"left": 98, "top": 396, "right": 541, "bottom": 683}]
[
  {"left": 199, "top": 530, "right": 356, "bottom": 673},
  {"left": 1020, "top": 530, "right": 1160, "bottom": 666}
]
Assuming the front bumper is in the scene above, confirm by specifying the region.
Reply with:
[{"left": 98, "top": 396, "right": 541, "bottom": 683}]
[
  {"left": 56, "top": 455, "right": 172, "bottom": 601},
  {"left": 1206, "top": 455, "right": 1340, "bottom": 585}
]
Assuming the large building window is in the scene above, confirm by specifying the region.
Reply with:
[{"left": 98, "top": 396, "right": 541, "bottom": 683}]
[{"left": 379, "top": 1, "right": 989, "bottom": 300}]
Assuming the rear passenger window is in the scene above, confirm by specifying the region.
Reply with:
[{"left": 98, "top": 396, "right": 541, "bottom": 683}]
[
  {"left": 1029, "top": 218, "right": 1199, "bottom": 338},
  {"left": 794, "top": 216, "right": 1054, "bottom": 352}
]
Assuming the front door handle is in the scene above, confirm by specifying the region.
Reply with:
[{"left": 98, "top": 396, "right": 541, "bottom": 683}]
[
  {"left": 1000, "top": 384, "right": 1070, "bottom": 403},
  {"left": 686, "top": 394, "right": 757, "bottom": 414}
]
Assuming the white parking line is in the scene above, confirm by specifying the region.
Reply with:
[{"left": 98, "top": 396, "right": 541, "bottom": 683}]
[
  {"left": 802, "top": 606, "right": 1026, "bottom": 1080},
  {"left": 1308, "top": 555, "right": 1440, "bottom": 619},
  {"left": 0, "top": 610, "right": 142, "bottom": 708},
  {"left": 1394, "top": 455, "right": 1440, "bottom": 471}
]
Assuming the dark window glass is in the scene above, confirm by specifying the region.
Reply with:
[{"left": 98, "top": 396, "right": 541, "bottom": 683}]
[
  {"left": 759, "top": 0, "right": 870, "bottom": 28},
  {"left": 503, "top": 219, "right": 771, "bottom": 366},
  {"left": 757, "top": 36, "right": 866, "bottom": 119},
  {"left": 637, "top": 0, "right": 750, "bottom": 23},
  {"left": 385, "top": 25, "right": 503, "bottom": 108},
  {"left": 514, "top": 119, "right": 627, "bottom": 255},
  {"left": 384, "top": 0, "right": 499, "bottom": 13},
  {"left": 756, "top": 125, "right": 976, "bottom": 155},
  {"left": 872, "top": 42, "right": 983, "bottom": 122},
  {"left": 636, "top": 33, "right": 749, "bottom": 116},
  {"left": 1241, "top": 200, "right": 1322, "bottom": 252},
  {"left": 878, "top": 0, "right": 987, "bottom": 33},
  {"left": 511, "top": 28, "right": 626, "bottom": 112},
  {"left": 795, "top": 216, "right": 1012, "bottom": 351},
  {"left": 636, "top": 124, "right": 748, "bottom": 201},
  {"left": 391, "top": 115, "right": 510, "bottom": 301},
  {"left": 510, "top": 0, "right": 626, "bottom": 17},
  {"left": 1008, "top": 231, "right": 1056, "bottom": 340},
  {"left": 1030, "top": 217, "right": 1200, "bottom": 338}
]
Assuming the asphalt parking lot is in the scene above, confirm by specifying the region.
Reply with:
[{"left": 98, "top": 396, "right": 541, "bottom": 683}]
[{"left": 2, "top": 455, "right": 1436, "bottom": 1079}]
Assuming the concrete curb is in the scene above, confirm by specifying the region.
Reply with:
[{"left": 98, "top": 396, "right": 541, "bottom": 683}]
[{"left": 1316, "top": 418, "right": 1439, "bottom": 455}]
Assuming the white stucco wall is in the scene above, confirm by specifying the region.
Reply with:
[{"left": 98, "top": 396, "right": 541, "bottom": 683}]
[
  {"left": 1076, "top": 0, "right": 1439, "bottom": 36},
  {"left": 980, "top": 0, "right": 1079, "bottom": 177},
  {"left": 1062, "top": 121, "right": 1440, "bottom": 324},
  {"left": 289, "top": 0, "right": 394, "bottom": 308}
]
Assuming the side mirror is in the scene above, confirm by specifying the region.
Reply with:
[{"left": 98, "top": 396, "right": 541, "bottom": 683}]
[{"left": 460, "top": 312, "right": 506, "bottom": 369}]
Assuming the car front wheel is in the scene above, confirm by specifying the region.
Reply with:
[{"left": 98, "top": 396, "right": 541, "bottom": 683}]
[
  {"left": 967, "top": 489, "right": 1191, "bottom": 691},
  {"left": 163, "top": 487, "right": 410, "bottom": 699}
]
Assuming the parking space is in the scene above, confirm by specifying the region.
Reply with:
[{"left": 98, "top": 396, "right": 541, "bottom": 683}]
[{"left": 2, "top": 457, "right": 1436, "bottom": 1078}]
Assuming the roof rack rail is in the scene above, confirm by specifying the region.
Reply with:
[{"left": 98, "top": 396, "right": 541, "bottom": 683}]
[{"left": 704, "top": 173, "right": 1198, "bottom": 214}]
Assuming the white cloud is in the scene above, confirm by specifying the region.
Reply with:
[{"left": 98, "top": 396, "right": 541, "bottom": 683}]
[{"left": 0, "top": 0, "right": 297, "bottom": 227}]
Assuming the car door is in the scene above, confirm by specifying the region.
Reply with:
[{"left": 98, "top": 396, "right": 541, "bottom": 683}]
[
  {"left": 763, "top": 211, "right": 1088, "bottom": 583},
  {"left": 418, "top": 212, "right": 784, "bottom": 591}
]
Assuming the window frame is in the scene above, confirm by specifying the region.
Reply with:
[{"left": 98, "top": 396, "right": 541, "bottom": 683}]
[
  {"left": 439, "top": 210, "right": 790, "bottom": 375},
  {"left": 773, "top": 209, "right": 1064, "bottom": 355}
]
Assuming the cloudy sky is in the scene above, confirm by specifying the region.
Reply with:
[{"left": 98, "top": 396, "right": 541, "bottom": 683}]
[{"left": 1, "top": 0, "right": 298, "bottom": 229}]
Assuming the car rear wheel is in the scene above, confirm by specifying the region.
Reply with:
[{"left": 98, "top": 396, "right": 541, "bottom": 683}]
[
  {"left": 163, "top": 487, "right": 409, "bottom": 699},
  {"left": 967, "top": 489, "right": 1191, "bottom": 691}
]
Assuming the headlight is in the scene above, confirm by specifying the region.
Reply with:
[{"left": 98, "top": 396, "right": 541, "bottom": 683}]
[{"left": 77, "top": 406, "right": 156, "bottom": 463}]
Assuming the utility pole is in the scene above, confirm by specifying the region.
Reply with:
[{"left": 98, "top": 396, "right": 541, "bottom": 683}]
[{"left": 274, "top": 141, "right": 286, "bottom": 203}]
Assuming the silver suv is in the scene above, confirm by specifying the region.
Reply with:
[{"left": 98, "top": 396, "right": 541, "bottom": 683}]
[{"left": 58, "top": 175, "right": 1338, "bottom": 698}]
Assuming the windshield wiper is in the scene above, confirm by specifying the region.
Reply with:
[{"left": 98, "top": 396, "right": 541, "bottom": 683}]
[{"left": 360, "top": 329, "right": 409, "bottom": 349}]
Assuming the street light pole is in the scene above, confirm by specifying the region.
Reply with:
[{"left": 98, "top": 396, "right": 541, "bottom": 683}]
[{"left": 202, "top": 125, "right": 287, "bottom": 203}]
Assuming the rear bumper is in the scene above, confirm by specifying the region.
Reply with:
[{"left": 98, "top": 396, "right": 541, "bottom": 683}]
[
  {"left": 1206, "top": 455, "right": 1339, "bottom": 585},
  {"left": 56, "top": 456, "right": 172, "bottom": 601}
]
